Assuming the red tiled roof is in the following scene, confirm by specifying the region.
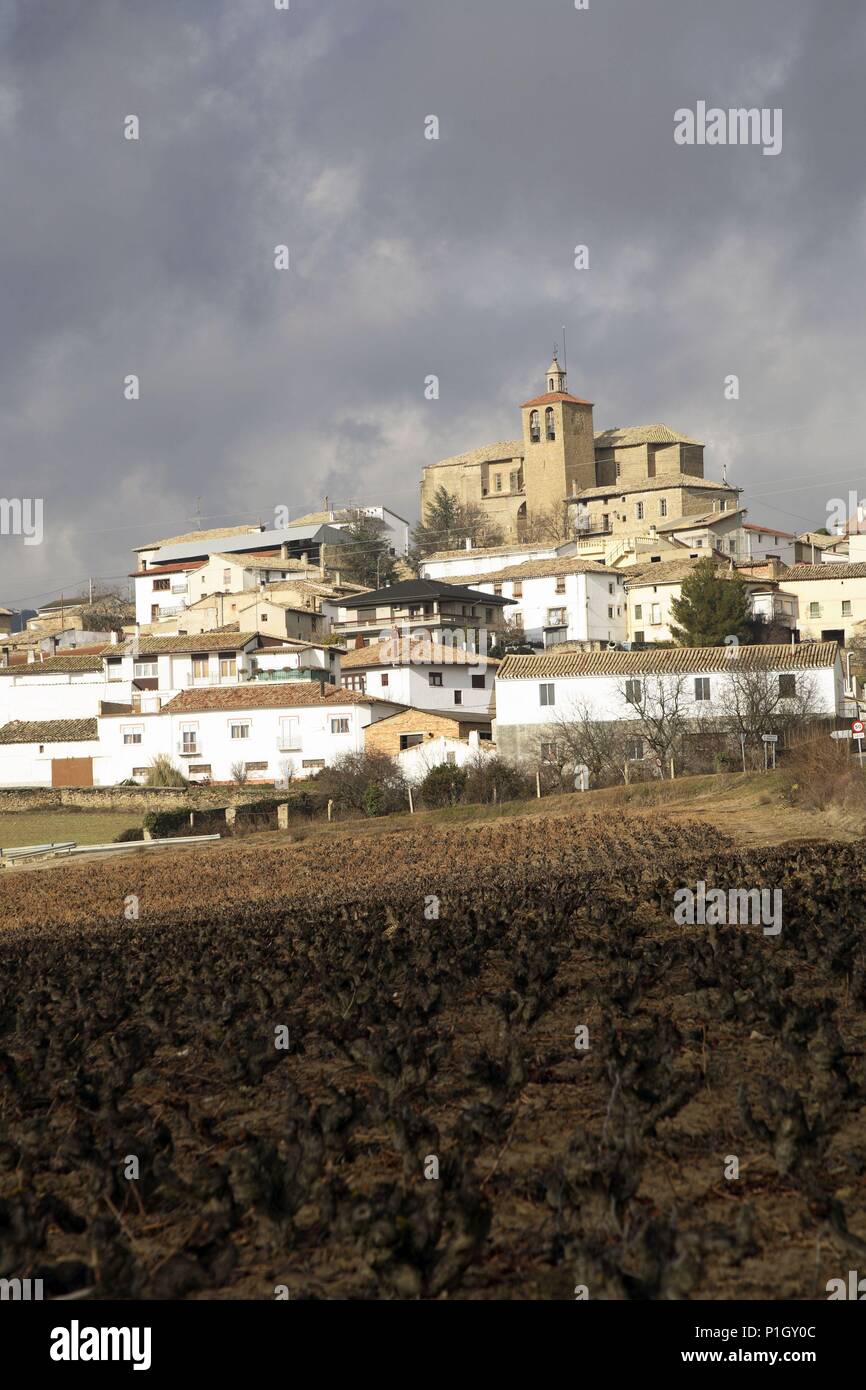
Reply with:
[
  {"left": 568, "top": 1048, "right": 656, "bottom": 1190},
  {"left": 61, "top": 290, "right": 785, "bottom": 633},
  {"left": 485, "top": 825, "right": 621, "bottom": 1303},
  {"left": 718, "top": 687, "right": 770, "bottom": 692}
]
[
  {"left": 521, "top": 391, "right": 593, "bottom": 407},
  {"left": 159, "top": 683, "right": 403, "bottom": 715}
]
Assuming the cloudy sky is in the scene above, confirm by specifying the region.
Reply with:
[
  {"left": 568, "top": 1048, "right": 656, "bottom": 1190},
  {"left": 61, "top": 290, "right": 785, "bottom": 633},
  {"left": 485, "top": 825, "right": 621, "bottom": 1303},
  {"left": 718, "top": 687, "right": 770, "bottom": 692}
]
[{"left": 1, "top": 0, "right": 864, "bottom": 609}]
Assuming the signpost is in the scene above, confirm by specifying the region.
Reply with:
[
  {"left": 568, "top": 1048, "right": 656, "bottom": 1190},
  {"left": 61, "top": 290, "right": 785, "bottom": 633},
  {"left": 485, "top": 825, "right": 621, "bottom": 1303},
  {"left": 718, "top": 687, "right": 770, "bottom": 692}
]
[
  {"left": 853, "top": 719, "right": 864, "bottom": 767},
  {"left": 761, "top": 733, "right": 778, "bottom": 771}
]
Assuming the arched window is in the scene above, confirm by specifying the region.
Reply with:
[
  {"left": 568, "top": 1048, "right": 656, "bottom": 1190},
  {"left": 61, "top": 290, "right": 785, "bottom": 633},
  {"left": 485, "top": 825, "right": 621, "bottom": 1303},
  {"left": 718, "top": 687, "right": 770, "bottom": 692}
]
[
  {"left": 529, "top": 409, "right": 540, "bottom": 443},
  {"left": 545, "top": 406, "right": 556, "bottom": 441},
  {"left": 549, "top": 378, "right": 555, "bottom": 391}
]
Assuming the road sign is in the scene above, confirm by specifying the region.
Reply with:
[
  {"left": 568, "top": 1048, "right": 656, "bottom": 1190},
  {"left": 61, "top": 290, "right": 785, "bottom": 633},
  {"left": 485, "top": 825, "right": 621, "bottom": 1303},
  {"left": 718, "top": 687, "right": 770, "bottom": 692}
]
[
  {"left": 761, "top": 734, "right": 778, "bottom": 743},
  {"left": 831, "top": 729, "right": 854, "bottom": 740},
  {"left": 852, "top": 720, "right": 864, "bottom": 735}
]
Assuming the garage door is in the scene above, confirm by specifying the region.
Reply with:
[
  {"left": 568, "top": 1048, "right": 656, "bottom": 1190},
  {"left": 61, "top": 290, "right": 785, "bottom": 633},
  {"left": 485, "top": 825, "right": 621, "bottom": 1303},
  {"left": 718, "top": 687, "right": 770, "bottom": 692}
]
[{"left": 51, "top": 757, "right": 93, "bottom": 788}]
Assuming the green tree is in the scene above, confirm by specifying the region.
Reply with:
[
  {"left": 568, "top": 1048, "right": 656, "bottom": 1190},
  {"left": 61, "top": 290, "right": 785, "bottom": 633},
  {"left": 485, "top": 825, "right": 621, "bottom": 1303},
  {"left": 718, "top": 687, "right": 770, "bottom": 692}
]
[
  {"left": 669, "top": 558, "right": 751, "bottom": 647},
  {"left": 420, "top": 762, "right": 468, "bottom": 808},
  {"left": 338, "top": 512, "right": 397, "bottom": 589},
  {"left": 409, "top": 487, "right": 503, "bottom": 569}
]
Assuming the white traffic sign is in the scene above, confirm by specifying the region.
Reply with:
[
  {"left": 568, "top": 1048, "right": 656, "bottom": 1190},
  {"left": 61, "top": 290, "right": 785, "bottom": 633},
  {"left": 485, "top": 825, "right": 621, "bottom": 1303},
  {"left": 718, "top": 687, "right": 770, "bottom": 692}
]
[
  {"left": 831, "top": 729, "right": 854, "bottom": 740},
  {"left": 852, "top": 720, "right": 864, "bottom": 735},
  {"left": 761, "top": 734, "right": 778, "bottom": 743}
]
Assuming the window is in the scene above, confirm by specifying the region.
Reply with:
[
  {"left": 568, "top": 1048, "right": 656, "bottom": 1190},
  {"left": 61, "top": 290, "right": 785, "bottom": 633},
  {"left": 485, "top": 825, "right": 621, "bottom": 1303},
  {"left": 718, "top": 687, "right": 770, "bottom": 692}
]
[
  {"left": 223, "top": 568, "right": 231, "bottom": 586},
  {"left": 133, "top": 659, "right": 158, "bottom": 679},
  {"left": 331, "top": 717, "right": 350, "bottom": 734},
  {"left": 529, "top": 409, "right": 540, "bottom": 443},
  {"left": 152, "top": 578, "right": 170, "bottom": 591},
  {"left": 122, "top": 725, "right": 143, "bottom": 744},
  {"left": 809, "top": 601, "right": 820, "bottom": 618},
  {"left": 634, "top": 630, "right": 644, "bottom": 644},
  {"left": 547, "top": 608, "right": 565, "bottom": 626},
  {"left": 602, "top": 513, "right": 610, "bottom": 532},
  {"left": 279, "top": 717, "right": 300, "bottom": 749},
  {"left": 694, "top": 677, "right": 710, "bottom": 701},
  {"left": 636, "top": 501, "right": 645, "bottom": 521},
  {"left": 151, "top": 605, "right": 159, "bottom": 621},
  {"left": 549, "top": 377, "right": 555, "bottom": 391},
  {"left": 400, "top": 733, "right": 423, "bottom": 750},
  {"left": 245, "top": 762, "right": 268, "bottom": 773},
  {"left": 659, "top": 498, "right": 668, "bottom": 517},
  {"left": 512, "top": 581, "right": 523, "bottom": 597},
  {"left": 454, "top": 690, "right": 462, "bottom": 705},
  {"left": 625, "top": 679, "right": 642, "bottom": 705},
  {"left": 634, "top": 604, "right": 643, "bottom": 620},
  {"left": 555, "top": 576, "right": 566, "bottom": 594},
  {"left": 608, "top": 606, "right": 614, "bottom": 619},
  {"left": 380, "top": 672, "right": 389, "bottom": 687},
  {"left": 493, "top": 583, "right": 503, "bottom": 596},
  {"left": 302, "top": 758, "right": 325, "bottom": 769},
  {"left": 471, "top": 674, "right": 485, "bottom": 689},
  {"left": 495, "top": 474, "right": 502, "bottom": 492},
  {"left": 842, "top": 600, "right": 852, "bottom": 616},
  {"left": 608, "top": 582, "right": 615, "bottom": 594},
  {"left": 192, "top": 654, "right": 208, "bottom": 680},
  {"left": 779, "top": 674, "right": 796, "bottom": 698},
  {"left": 485, "top": 608, "right": 494, "bottom": 623},
  {"left": 132, "top": 767, "right": 149, "bottom": 777},
  {"left": 650, "top": 603, "right": 662, "bottom": 625},
  {"left": 545, "top": 406, "right": 556, "bottom": 441},
  {"left": 107, "top": 658, "right": 123, "bottom": 682},
  {"left": 539, "top": 683, "right": 555, "bottom": 706},
  {"left": 429, "top": 672, "right": 443, "bottom": 687},
  {"left": 180, "top": 725, "right": 198, "bottom": 754},
  {"left": 625, "top": 738, "right": 644, "bottom": 761},
  {"left": 230, "top": 721, "right": 250, "bottom": 739},
  {"left": 219, "top": 653, "right": 237, "bottom": 679}
]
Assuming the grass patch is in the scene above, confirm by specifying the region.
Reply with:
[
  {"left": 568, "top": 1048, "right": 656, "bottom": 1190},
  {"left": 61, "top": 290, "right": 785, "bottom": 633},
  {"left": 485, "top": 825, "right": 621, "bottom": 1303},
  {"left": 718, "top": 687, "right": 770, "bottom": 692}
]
[{"left": 0, "top": 812, "right": 142, "bottom": 849}]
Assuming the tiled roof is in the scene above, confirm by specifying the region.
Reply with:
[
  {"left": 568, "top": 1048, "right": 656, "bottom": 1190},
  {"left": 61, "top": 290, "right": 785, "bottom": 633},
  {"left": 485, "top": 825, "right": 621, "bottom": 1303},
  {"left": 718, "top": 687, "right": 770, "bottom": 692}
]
[
  {"left": 594, "top": 425, "right": 703, "bottom": 448},
  {"left": 783, "top": 563, "right": 866, "bottom": 582},
  {"left": 521, "top": 391, "right": 593, "bottom": 407},
  {"left": 623, "top": 555, "right": 732, "bottom": 587},
  {"left": 134, "top": 525, "right": 263, "bottom": 552},
  {"left": 0, "top": 717, "right": 98, "bottom": 744},
  {"left": 656, "top": 505, "right": 746, "bottom": 532},
  {"left": 341, "top": 639, "right": 499, "bottom": 671},
  {"left": 741, "top": 523, "right": 796, "bottom": 538},
  {"left": 497, "top": 642, "right": 840, "bottom": 680},
  {"left": 338, "top": 578, "right": 514, "bottom": 609},
  {"left": 426, "top": 440, "right": 524, "bottom": 471},
  {"left": 440, "top": 557, "right": 612, "bottom": 585},
  {"left": 570, "top": 474, "right": 737, "bottom": 501},
  {"left": 0, "top": 654, "right": 104, "bottom": 676},
  {"left": 112, "top": 632, "right": 259, "bottom": 655},
  {"left": 424, "top": 541, "right": 555, "bottom": 562},
  {"left": 130, "top": 560, "right": 207, "bottom": 577},
  {"left": 160, "top": 683, "right": 401, "bottom": 715}
]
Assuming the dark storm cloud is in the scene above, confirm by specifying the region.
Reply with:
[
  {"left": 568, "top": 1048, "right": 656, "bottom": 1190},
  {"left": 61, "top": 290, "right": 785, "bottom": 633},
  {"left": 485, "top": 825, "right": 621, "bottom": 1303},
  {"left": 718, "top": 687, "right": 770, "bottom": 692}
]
[{"left": 0, "top": 0, "right": 863, "bottom": 604}]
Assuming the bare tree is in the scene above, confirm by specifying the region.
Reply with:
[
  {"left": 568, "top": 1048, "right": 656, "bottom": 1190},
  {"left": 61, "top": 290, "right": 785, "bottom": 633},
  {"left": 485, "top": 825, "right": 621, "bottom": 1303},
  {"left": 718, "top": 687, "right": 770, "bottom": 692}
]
[
  {"left": 617, "top": 673, "right": 690, "bottom": 775},
  {"left": 717, "top": 667, "right": 819, "bottom": 761},
  {"left": 532, "top": 698, "right": 628, "bottom": 788},
  {"left": 520, "top": 503, "right": 575, "bottom": 544}
]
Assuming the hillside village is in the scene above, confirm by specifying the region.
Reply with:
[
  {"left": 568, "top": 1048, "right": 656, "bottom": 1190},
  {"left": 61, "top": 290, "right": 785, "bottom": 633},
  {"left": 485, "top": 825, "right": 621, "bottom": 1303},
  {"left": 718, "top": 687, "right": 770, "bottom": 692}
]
[{"left": 1, "top": 355, "right": 864, "bottom": 794}]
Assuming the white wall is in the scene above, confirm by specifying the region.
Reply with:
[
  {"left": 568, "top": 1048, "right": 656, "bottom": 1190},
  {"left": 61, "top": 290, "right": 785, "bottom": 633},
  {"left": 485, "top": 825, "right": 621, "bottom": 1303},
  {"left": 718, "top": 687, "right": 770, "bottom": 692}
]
[
  {"left": 455, "top": 571, "right": 627, "bottom": 646},
  {"left": 422, "top": 544, "right": 557, "bottom": 581},
  {"left": 0, "top": 740, "right": 110, "bottom": 788},
  {"left": 397, "top": 733, "right": 494, "bottom": 782},
  {"left": 494, "top": 662, "right": 843, "bottom": 730},
  {"left": 0, "top": 673, "right": 130, "bottom": 723},
  {"left": 347, "top": 661, "right": 495, "bottom": 715},
  {"left": 97, "top": 697, "right": 396, "bottom": 784}
]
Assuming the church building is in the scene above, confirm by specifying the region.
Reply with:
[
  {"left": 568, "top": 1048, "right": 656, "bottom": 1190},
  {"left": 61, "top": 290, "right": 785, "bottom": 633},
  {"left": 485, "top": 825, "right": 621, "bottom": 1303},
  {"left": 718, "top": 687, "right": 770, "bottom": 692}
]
[{"left": 419, "top": 354, "right": 740, "bottom": 543}]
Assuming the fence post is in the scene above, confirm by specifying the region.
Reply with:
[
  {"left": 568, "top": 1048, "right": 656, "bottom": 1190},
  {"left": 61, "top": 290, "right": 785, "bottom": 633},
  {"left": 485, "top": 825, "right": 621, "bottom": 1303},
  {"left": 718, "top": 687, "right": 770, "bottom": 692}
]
[
  {"left": 536, "top": 770, "right": 541, "bottom": 799},
  {"left": 408, "top": 786, "right": 414, "bottom": 814}
]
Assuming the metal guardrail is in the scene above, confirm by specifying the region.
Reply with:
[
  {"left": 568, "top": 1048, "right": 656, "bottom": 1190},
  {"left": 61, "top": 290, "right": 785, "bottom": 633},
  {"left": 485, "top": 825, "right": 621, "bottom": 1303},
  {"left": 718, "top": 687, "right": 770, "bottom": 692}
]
[{"left": 1, "top": 833, "right": 221, "bottom": 866}]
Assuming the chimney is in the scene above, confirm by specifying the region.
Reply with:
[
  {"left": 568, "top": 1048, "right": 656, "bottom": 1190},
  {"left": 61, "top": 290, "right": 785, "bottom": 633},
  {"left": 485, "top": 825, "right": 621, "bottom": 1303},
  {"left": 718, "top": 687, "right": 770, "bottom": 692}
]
[
  {"left": 766, "top": 556, "right": 785, "bottom": 580},
  {"left": 354, "top": 634, "right": 364, "bottom": 649},
  {"left": 281, "top": 542, "right": 289, "bottom": 560}
]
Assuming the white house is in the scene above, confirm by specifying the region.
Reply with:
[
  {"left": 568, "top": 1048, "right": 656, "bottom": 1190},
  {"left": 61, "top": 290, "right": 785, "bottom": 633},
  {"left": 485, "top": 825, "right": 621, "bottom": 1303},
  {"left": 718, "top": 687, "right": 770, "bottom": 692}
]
[
  {"left": 421, "top": 540, "right": 565, "bottom": 582},
  {"left": 395, "top": 728, "right": 494, "bottom": 782},
  {"left": 97, "top": 683, "right": 402, "bottom": 785},
  {"left": 103, "top": 632, "right": 262, "bottom": 708},
  {"left": 439, "top": 558, "right": 628, "bottom": 648},
  {"left": 0, "top": 653, "right": 127, "bottom": 725},
  {"left": 0, "top": 717, "right": 109, "bottom": 788},
  {"left": 493, "top": 642, "right": 847, "bottom": 765},
  {"left": 340, "top": 638, "right": 498, "bottom": 715}
]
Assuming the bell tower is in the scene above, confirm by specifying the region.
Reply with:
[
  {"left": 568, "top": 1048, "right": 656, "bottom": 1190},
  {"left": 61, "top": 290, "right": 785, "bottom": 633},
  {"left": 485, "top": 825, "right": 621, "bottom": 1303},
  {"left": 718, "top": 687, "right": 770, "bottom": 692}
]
[{"left": 520, "top": 352, "right": 597, "bottom": 517}]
